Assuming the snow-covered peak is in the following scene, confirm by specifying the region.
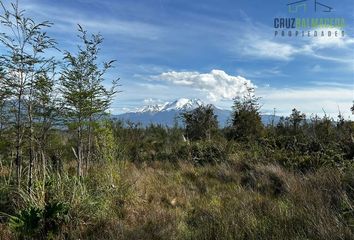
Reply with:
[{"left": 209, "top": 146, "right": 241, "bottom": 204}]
[
  {"left": 137, "top": 104, "right": 163, "bottom": 113},
  {"left": 162, "top": 98, "right": 203, "bottom": 111},
  {"left": 135, "top": 98, "right": 204, "bottom": 113}
]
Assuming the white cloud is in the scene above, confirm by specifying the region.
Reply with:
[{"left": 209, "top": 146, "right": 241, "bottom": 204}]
[
  {"left": 262, "top": 87, "right": 352, "bottom": 101},
  {"left": 22, "top": 1, "right": 162, "bottom": 40},
  {"left": 259, "top": 87, "right": 354, "bottom": 118},
  {"left": 242, "top": 39, "right": 300, "bottom": 60},
  {"left": 143, "top": 98, "right": 164, "bottom": 105},
  {"left": 236, "top": 67, "right": 287, "bottom": 79},
  {"left": 310, "top": 81, "right": 354, "bottom": 87},
  {"left": 234, "top": 26, "right": 354, "bottom": 62},
  {"left": 156, "top": 69, "right": 254, "bottom": 101},
  {"left": 309, "top": 28, "right": 354, "bottom": 49}
]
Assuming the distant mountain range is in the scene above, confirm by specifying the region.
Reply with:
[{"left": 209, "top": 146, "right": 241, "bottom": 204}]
[{"left": 113, "top": 98, "right": 280, "bottom": 127}]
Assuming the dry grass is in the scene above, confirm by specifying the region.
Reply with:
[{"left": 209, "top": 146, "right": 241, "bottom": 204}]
[{"left": 0, "top": 157, "right": 353, "bottom": 239}]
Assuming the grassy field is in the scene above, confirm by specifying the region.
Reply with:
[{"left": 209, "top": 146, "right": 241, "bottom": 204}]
[{"left": 0, "top": 129, "right": 353, "bottom": 239}]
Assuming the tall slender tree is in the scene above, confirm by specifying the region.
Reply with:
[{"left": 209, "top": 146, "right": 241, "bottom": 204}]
[
  {"left": 60, "top": 25, "right": 118, "bottom": 177},
  {"left": 0, "top": 68, "right": 9, "bottom": 132},
  {"left": 32, "top": 66, "right": 59, "bottom": 183},
  {"left": 0, "top": 1, "right": 56, "bottom": 188}
]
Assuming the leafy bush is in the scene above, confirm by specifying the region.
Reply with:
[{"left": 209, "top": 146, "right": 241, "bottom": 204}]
[
  {"left": 9, "top": 206, "right": 42, "bottom": 238},
  {"left": 189, "top": 141, "right": 228, "bottom": 165},
  {"left": 8, "top": 201, "right": 69, "bottom": 239}
]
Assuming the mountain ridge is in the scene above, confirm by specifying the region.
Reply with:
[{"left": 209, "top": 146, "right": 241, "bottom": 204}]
[
  {"left": 113, "top": 98, "right": 280, "bottom": 127},
  {"left": 133, "top": 98, "right": 205, "bottom": 113}
]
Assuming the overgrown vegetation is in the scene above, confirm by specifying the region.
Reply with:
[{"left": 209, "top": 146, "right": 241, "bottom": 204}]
[{"left": 0, "top": 2, "right": 353, "bottom": 239}]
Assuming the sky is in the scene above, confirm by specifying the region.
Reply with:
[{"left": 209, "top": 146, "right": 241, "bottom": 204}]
[{"left": 3, "top": 0, "right": 354, "bottom": 117}]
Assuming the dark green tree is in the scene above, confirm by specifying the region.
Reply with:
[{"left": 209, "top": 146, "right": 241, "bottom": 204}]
[
  {"left": 182, "top": 104, "right": 218, "bottom": 141},
  {"left": 288, "top": 108, "right": 306, "bottom": 133},
  {"left": 230, "top": 86, "right": 264, "bottom": 140}
]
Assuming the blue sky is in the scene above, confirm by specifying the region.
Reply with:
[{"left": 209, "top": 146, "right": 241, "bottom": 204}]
[{"left": 9, "top": 0, "right": 354, "bottom": 117}]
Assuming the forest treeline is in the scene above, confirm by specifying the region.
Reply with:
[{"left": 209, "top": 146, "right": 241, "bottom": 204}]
[{"left": 0, "top": 2, "right": 353, "bottom": 239}]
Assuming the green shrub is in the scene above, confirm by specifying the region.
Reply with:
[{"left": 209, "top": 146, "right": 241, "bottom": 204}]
[
  {"left": 0, "top": 186, "right": 17, "bottom": 216},
  {"left": 9, "top": 206, "right": 42, "bottom": 238},
  {"left": 8, "top": 201, "right": 69, "bottom": 239},
  {"left": 189, "top": 141, "right": 228, "bottom": 165}
]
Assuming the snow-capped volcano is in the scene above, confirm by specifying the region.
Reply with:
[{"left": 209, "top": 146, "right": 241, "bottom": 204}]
[
  {"left": 114, "top": 98, "right": 231, "bottom": 127},
  {"left": 135, "top": 98, "right": 204, "bottom": 113},
  {"left": 137, "top": 104, "right": 166, "bottom": 113},
  {"left": 164, "top": 98, "right": 203, "bottom": 111},
  {"left": 114, "top": 98, "right": 280, "bottom": 127}
]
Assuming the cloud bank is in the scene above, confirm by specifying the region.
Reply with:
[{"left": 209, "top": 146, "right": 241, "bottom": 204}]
[
  {"left": 157, "top": 69, "right": 254, "bottom": 101},
  {"left": 258, "top": 86, "right": 353, "bottom": 118},
  {"left": 235, "top": 26, "right": 354, "bottom": 63}
]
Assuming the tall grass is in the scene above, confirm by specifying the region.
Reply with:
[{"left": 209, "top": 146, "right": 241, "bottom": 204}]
[{"left": 0, "top": 156, "right": 353, "bottom": 239}]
